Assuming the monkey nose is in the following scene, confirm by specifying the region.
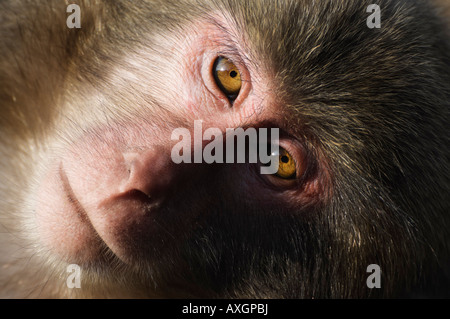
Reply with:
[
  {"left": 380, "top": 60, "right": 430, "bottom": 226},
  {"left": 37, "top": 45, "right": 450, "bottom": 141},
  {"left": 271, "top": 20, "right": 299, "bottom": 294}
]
[{"left": 120, "top": 147, "right": 175, "bottom": 200}]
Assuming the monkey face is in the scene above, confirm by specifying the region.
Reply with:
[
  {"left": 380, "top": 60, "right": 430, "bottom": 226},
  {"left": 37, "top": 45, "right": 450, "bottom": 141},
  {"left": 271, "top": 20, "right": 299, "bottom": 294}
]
[
  {"left": 28, "top": 12, "right": 334, "bottom": 297},
  {"left": 34, "top": 22, "right": 321, "bottom": 267},
  {"left": 2, "top": 0, "right": 450, "bottom": 298}
]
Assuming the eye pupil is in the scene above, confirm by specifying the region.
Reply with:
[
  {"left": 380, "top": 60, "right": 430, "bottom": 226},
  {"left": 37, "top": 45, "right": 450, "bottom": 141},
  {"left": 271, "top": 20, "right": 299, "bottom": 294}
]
[
  {"left": 230, "top": 71, "right": 237, "bottom": 78},
  {"left": 281, "top": 155, "right": 289, "bottom": 163}
]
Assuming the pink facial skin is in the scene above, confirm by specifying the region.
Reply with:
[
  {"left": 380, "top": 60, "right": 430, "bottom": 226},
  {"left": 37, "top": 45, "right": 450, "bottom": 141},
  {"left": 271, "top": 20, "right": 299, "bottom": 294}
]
[{"left": 34, "top": 15, "right": 329, "bottom": 267}]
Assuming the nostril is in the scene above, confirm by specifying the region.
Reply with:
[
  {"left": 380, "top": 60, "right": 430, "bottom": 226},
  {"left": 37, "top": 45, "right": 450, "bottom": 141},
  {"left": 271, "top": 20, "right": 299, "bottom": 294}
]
[
  {"left": 120, "top": 147, "right": 175, "bottom": 199},
  {"left": 121, "top": 188, "right": 154, "bottom": 203}
]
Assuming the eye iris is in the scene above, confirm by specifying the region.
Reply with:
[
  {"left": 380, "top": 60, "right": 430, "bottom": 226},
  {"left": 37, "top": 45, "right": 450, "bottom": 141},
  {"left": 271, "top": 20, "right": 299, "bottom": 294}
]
[
  {"left": 275, "top": 148, "right": 296, "bottom": 179},
  {"left": 213, "top": 57, "right": 241, "bottom": 100}
]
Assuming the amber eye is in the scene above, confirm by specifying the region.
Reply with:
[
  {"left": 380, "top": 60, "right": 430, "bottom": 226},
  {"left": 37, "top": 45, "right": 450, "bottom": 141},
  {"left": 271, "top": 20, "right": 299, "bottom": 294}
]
[
  {"left": 213, "top": 56, "right": 241, "bottom": 101},
  {"left": 274, "top": 147, "right": 297, "bottom": 179}
]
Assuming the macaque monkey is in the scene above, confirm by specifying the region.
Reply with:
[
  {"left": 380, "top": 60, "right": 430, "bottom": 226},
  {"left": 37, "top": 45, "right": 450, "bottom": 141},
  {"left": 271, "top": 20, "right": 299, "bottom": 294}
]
[{"left": 0, "top": 0, "right": 449, "bottom": 298}]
